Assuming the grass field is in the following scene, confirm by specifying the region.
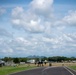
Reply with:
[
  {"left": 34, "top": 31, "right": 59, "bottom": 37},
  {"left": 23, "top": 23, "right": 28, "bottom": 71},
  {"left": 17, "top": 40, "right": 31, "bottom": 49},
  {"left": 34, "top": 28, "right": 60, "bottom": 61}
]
[
  {"left": 51, "top": 62, "right": 76, "bottom": 67},
  {"left": 51, "top": 62, "right": 76, "bottom": 71},
  {"left": 69, "top": 66, "right": 76, "bottom": 70},
  {"left": 44, "top": 62, "right": 76, "bottom": 67},
  {"left": 0, "top": 64, "right": 37, "bottom": 75}
]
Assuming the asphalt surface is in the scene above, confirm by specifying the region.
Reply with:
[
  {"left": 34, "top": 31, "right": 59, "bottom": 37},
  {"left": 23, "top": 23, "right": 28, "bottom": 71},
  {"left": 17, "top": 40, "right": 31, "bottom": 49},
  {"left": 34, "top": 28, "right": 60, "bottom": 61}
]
[{"left": 10, "top": 66, "right": 76, "bottom": 75}]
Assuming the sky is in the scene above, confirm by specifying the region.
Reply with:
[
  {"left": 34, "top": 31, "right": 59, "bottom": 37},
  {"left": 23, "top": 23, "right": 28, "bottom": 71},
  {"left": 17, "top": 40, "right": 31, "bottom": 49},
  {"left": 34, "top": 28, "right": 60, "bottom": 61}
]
[{"left": 0, "top": 0, "right": 76, "bottom": 57}]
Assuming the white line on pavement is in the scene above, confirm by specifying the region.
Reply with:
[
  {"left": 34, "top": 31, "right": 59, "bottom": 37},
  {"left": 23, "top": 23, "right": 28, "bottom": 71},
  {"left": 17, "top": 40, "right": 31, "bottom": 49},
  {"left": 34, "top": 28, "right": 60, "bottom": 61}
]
[
  {"left": 64, "top": 67, "right": 75, "bottom": 75},
  {"left": 67, "top": 67, "right": 76, "bottom": 72}
]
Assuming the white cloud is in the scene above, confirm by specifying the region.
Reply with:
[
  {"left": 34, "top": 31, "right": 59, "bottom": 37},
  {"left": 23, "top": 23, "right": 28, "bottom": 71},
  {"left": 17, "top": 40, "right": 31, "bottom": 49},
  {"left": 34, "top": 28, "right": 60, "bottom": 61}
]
[
  {"left": 12, "top": 19, "right": 20, "bottom": 25},
  {"left": 2, "top": 49, "right": 13, "bottom": 54},
  {"left": 30, "top": 0, "right": 53, "bottom": 9},
  {"left": 11, "top": 6, "right": 45, "bottom": 33},
  {"left": 0, "top": 7, "right": 6, "bottom": 15},
  {"left": 0, "top": 32, "right": 76, "bottom": 57},
  {"left": 1, "top": 0, "right": 76, "bottom": 57},
  {"left": 63, "top": 34, "right": 74, "bottom": 42},
  {"left": 42, "top": 37, "right": 59, "bottom": 44},
  {"left": 54, "top": 11, "right": 76, "bottom": 27},
  {"left": 12, "top": 7, "right": 24, "bottom": 18},
  {"left": 41, "top": 32, "right": 76, "bottom": 50},
  {"left": 63, "top": 11, "right": 76, "bottom": 26},
  {"left": 0, "top": 27, "right": 12, "bottom": 37},
  {"left": 11, "top": 0, "right": 54, "bottom": 33},
  {"left": 30, "top": 0, "right": 53, "bottom": 17},
  {"left": 15, "top": 37, "right": 32, "bottom": 46},
  {"left": 0, "top": 38, "right": 13, "bottom": 56}
]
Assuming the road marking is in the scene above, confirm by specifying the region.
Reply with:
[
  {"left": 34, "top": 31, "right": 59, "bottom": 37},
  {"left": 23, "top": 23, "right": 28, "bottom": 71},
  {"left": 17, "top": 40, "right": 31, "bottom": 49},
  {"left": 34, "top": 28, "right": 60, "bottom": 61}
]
[
  {"left": 42, "top": 67, "right": 51, "bottom": 71},
  {"left": 42, "top": 66, "right": 55, "bottom": 75},
  {"left": 67, "top": 67, "right": 76, "bottom": 72},
  {"left": 64, "top": 67, "right": 75, "bottom": 75},
  {"left": 42, "top": 66, "right": 60, "bottom": 75},
  {"left": 42, "top": 66, "right": 56, "bottom": 71}
]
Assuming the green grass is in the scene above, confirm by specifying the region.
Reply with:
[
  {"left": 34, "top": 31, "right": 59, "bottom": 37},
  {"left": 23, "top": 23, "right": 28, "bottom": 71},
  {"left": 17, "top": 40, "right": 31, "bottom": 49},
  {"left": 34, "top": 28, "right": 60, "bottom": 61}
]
[
  {"left": 69, "top": 66, "right": 76, "bottom": 70},
  {"left": 0, "top": 65, "right": 37, "bottom": 75}
]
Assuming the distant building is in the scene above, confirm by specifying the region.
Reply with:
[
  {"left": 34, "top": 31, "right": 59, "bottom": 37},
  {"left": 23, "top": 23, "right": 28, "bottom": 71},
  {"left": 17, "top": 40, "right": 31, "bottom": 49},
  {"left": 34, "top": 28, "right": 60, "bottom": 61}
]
[
  {"left": 20, "top": 62, "right": 25, "bottom": 65},
  {"left": 72, "top": 61, "right": 76, "bottom": 63},
  {"left": 5, "top": 60, "right": 14, "bottom": 66},
  {"left": 27, "top": 59, "right": 35, "bottom": 64}
]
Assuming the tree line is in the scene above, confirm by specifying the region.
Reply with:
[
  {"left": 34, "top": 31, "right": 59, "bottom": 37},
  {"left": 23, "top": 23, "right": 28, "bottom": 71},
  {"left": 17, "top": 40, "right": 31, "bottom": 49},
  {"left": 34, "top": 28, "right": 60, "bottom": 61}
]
[{"left": 1, "top": 56, "right": 76, "bottom": 63}]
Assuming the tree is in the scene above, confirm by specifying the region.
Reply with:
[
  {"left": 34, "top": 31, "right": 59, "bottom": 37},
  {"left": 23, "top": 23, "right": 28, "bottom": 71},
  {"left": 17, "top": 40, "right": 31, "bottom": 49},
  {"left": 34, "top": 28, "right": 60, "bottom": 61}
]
[
  {"left": 20, "top": 58, "right": 27, "bottom": 62},
  {"left": 3, "top": 57, "right": 12, "bottom": 62},
  {"left": 13, "top": 58, "right": 20, "bottom": 63}
]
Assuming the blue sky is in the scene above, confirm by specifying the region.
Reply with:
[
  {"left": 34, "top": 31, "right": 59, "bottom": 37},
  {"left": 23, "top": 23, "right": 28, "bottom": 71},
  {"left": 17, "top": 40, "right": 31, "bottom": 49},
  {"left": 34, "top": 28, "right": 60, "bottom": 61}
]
[{"left": 0, "top": 0, "right": 76, "bottom": 57}]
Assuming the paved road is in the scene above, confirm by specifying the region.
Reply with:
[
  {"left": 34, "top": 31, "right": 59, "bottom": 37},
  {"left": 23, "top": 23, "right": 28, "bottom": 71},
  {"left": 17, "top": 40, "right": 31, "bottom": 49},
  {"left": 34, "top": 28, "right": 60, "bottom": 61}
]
[{"left": 10, "top": 67, "right": 76, "bottom": 75}]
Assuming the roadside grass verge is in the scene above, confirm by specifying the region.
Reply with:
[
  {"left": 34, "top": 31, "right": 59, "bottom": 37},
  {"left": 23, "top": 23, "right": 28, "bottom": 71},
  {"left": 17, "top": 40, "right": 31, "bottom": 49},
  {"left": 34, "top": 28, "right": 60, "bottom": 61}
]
[
  {"left": 0, "top": 64, "right": 37, "bottom": 75},
  {"left": 68, "top": 66, "right": 76, "bottom": 70}
]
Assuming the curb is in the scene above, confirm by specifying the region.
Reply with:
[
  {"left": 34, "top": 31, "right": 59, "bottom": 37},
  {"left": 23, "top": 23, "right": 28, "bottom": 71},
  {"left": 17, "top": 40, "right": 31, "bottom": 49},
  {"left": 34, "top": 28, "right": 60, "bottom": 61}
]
[{"left": 66, "top": 66, "right": 76, "bottom": 72}]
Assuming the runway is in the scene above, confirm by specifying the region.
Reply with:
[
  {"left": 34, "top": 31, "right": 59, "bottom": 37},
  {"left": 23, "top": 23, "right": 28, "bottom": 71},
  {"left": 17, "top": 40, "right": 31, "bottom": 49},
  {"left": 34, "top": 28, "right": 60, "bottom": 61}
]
[{"left": 10, "top": 66, "right": 76, "bottom": 75}]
